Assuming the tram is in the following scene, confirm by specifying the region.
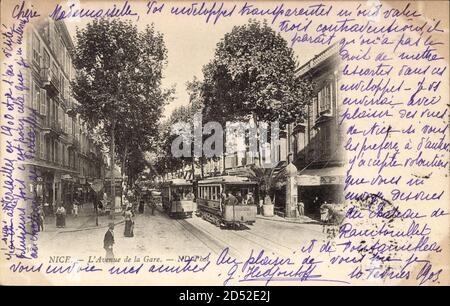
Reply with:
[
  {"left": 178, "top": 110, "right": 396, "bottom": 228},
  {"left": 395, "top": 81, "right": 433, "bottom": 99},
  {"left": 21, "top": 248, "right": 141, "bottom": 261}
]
[
  {"left": 196, "top": 176, "right": 258, "bottom": 228},
  {"left": 161, "top": 179, "right": 195, "bottom": 218}
]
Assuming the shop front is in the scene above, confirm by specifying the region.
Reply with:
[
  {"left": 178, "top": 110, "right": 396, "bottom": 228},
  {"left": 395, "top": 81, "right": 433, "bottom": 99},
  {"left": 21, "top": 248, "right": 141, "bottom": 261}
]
[{"left": 297, "top": 167, "right": 345, "bottom": 220}]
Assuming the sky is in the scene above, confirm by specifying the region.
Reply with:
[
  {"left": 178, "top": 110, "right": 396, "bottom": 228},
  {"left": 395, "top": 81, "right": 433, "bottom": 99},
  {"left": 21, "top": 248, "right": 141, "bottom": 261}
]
[{"left": 62, "top": 1, "right": 326, "bottom": 119}]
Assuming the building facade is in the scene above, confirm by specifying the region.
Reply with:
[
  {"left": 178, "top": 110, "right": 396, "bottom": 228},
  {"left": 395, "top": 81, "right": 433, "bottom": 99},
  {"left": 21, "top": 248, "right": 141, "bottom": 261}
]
[
  {"left": 26, "top": 18, "right": 106, "bottom": 214},
  {"left": 293, "top": 44, "right": 345, "bottom": 219}
]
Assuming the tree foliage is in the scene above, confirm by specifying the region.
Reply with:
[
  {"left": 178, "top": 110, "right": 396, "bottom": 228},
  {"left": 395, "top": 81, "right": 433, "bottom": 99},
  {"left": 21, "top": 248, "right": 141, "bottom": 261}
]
[
  {"left": 71, "top": 18, "right": 171, "bottom": 188},
  {"left": 202, "top": 19, "right": 314, "bottom": 127}
]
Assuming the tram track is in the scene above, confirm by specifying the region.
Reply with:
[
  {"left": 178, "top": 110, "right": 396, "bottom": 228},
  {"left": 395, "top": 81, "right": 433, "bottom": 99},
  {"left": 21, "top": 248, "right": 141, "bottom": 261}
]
[
  {"left": 226, "top": 229, "right": 293, "bottom": 256},
  {"left": 240, "top": 228, "right": 295, "bottom": 253},
  {"left": 173, "top": 218, "right": 242, "bottom": 259},
  {"left": 189, "top": 215, "right": 295, "bottom": 257}
]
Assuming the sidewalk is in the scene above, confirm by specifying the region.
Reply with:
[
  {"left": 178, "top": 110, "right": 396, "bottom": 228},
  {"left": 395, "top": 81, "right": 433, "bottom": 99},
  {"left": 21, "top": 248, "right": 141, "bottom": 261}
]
[
  {"left": 256, "top": 214, "right": 319, "bottom": 224},
  {"left": 42, "top": 203, "right": 124, "bottom": 234}
]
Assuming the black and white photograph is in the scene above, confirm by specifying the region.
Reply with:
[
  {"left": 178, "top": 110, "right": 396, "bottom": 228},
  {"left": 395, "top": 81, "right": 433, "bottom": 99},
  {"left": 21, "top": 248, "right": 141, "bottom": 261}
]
[{"left": 0, "top": 0, "right": 449, "bottom": 287}]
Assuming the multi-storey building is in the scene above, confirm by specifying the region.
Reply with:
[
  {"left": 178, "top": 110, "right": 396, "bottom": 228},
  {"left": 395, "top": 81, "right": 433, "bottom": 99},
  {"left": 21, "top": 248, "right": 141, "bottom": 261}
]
[
  {"left": 26, "top": 18, "right": 106, "bottom": 214},
  {"left": 292, "top": 43, "right": 345, "bottom": 219}
]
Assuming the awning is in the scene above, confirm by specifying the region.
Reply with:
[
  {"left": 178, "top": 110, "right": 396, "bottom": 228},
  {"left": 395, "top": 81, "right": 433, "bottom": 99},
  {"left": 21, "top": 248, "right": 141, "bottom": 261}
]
[
  {"left": 25, "top": 161, "right": 79, "bottom": 174},
  {"left": 296, "top": 167, "right": 344, "bottom": 186}
]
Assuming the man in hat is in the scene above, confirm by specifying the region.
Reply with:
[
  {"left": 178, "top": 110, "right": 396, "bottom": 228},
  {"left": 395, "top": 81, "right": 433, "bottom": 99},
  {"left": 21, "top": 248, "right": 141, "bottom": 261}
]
[
  {"left": 104, "top": 223, "right": 115, "bottom": 259},
  {"left": 297, "top": 201, "right": 305, "bottom": 217}
]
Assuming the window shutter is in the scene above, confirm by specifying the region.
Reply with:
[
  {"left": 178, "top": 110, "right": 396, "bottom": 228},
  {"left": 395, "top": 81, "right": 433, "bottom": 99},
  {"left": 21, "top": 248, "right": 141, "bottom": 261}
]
[
  {"left": 29, "top": 80, "right": 34, "bottom": 109},
  {"left": 40, "top": 89, "right": 46, "bottom": 116},
  {"left": 40, "top": 134, "right": 45, "bottom": 159}
]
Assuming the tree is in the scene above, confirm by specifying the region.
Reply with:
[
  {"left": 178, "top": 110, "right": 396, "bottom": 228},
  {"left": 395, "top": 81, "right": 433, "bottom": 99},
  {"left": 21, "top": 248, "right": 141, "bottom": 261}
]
[
  {"left": 72, "top": 19, "right": 170, "bottom": 216},
  {"left": 153, "top": 76, "right": 209, "bottom": 181},
  {"left": 202, "top": 19, "right": 314, "bottom": 165},
  {"left": 243, "top": 164, "right": 286, "bottom": 204}
]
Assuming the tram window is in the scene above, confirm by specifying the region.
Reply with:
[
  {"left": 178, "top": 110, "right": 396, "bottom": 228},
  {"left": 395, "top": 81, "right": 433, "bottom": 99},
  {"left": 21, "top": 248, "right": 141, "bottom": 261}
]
[{"left": 242, "top": 188, "right": 248, "bottom": 196}]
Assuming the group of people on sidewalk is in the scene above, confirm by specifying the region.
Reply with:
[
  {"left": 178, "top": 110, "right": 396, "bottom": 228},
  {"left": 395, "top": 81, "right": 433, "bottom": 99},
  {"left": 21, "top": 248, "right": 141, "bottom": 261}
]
[
  {"left": 103, "top": 188, "right": 164, "bottom": 259},
  {"left": 33, "top": 195, "right": 93, "bottom": 230}
]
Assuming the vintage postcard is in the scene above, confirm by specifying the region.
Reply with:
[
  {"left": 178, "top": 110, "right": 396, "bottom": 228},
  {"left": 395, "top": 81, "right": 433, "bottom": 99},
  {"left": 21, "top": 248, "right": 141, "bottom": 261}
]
[{"left": 0, "top": 0, "right": 449, "bottom": 287}]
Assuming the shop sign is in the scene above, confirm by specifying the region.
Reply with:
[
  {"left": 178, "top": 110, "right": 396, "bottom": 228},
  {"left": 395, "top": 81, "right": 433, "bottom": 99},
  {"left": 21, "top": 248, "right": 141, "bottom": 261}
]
[
  {"left": 62, "top": 174, "right": 72, "bottom": 180},
  {"left": 90, "top": 179, "right": 104, "bottom": 193},
  {"left": 296, "top": 175, "right": 321, "bottom": 186},
  {"left": 320, "top": 175, "right": 344, "bottom": 185}
]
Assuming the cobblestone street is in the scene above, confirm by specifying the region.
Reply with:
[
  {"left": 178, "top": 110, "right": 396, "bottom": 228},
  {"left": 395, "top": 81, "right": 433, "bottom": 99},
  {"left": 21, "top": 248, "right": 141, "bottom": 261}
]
[{"left": 37, "top": 205, "right": 326, "bottom": 262}]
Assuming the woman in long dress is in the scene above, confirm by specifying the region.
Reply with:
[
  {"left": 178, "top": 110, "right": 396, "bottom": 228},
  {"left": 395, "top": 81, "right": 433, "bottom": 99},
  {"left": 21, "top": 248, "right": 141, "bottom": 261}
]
[
  {"left": 55, "top": 206, "right": 66, "bottom": 228},
  {"left": 123, "top": 207, "right": 134, "bottom": 237}
]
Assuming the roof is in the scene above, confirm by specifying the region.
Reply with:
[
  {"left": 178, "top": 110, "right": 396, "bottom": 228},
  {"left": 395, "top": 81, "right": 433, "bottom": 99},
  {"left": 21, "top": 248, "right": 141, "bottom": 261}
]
[
  {"left": 296, "top": 43, "right": 339, "bottom": 77},
  {"left": 298, "top": 166, "right": 344, "bottom": 177},
  {"left": 198, "top": 176, "right": 257, "bottom": 185},
  {"left": 162, "top": 179, "right": 192, "bottom": 186}
]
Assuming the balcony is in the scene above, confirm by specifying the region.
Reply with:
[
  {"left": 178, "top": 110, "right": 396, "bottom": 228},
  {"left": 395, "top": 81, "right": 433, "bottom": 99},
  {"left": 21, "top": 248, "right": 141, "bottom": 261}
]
[
  {"left": 41, "top": 121, "right": 63, "bottom": 137},
  {"left": 41, "top": 68, "right": 60, "bottom": 96},
  {"left": 66, "top": 97, "right": 78, "bottom": 117}
]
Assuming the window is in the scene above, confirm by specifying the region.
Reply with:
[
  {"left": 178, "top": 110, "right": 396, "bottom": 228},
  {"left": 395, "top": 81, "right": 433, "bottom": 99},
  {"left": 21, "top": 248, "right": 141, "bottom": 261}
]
[
  {"left": 59, "top": 142, "right": 63, "bottom": 165},
  {"left": 32, "top": 33, "right": 40, "bottom": 66},
  {"left": 43, "top": 50, "right": 50, "bottom": 69},
  {"left": 212, "top": 187, "right": 217, "bottom": 200},
  {"left": 62, "top": 144, "right": 66, "bottom": 166},
  {"left": 66, "top": 53, "right": 70, "bottom": 74},
  {"left": 53, "top": 140, "right": 56, "bottom": 163},
  {"left": 60, "top": 74, "right": 64, "bottom": 94},
  {"left": 60, "top": 39, "right": 65, "bottom": 68},
  {"left": 318, "top": 82, "right": 333, "bottom": 113},
  {"left": 40, "top": 89, "right": 46, "bottom": 116},
  {"left": 58, "top": 105, "right": 62, "bottom": 129},
  {"left": 319, "top": 124, "right": 332, "bottom": 158},
  {"left": 35, "top": 131, "right": 40, "bottom": 158},
  {"left": 33, "top": 83, "right": 40, "bottom": 112},
  {"left": 40, "top": 134, "right": 45, "bottom": 160},
  {"left": 307, "top": 104, "right": 313, "bottom": 128},
  {"left": 45, "top": 137, "right": 51, "bottom": 162},
  {"left": 67, "top": 116, "right": 72, "bottom": 136},
  {"left": 63, "top": 112, "right": 66, "bottom": 133},
  {"left": 47, "top": 97, "right": 52, "bottom": 125}
]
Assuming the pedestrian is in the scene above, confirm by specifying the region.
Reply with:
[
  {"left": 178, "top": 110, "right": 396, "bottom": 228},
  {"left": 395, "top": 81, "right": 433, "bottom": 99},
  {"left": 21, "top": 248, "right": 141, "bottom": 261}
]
[
  {"left": 297, "top": 201, "right": 305, "bottom": 217},
  {"left": 320, "top": 204, "right": 329, "bottom": 233},
  {"left": 150, "top": 197, "right": 156, "bottom": 216},
  {"left": 138, "top": 198, "right": 145, "bottom": 214},
  {"left": 123, "top": 207, "right": 134, "bottom": 237},
  {"left": 55, "top": 205, "right": 66, "bottom": 228},
  {"left": 43, "top": 200, "right": 51, "bottom": 216},
  {"left": 78, "top": 196, "right": 83, "bottom": 210},
  {"left": 38, "top": 205, "right": 45, "bottom": 232},
  {"left": 258, "top": 199, "right": 263, "bottom": 215},
  {"left": 73, "top": 201, "right": 79, "bottom": 218},
  {"left": 104, "top": 223, "right": 115, "bottom": 259}
]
